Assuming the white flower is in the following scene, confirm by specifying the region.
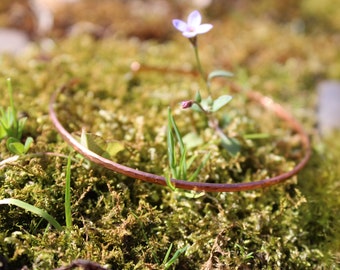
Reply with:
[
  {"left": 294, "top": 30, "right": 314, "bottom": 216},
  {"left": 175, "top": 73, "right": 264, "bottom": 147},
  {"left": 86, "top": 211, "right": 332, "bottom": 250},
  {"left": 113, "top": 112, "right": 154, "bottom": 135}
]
[{"left": 172, "top": 10, "right": 213, "bottom": 38}]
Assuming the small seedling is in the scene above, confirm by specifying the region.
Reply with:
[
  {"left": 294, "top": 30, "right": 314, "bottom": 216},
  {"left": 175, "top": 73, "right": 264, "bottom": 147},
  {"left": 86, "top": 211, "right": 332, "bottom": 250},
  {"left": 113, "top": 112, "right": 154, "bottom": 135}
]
[
  {"left": 166, "top": 107, "right": 210, "bottom": 185},
  {"left": 0, "top": 78, "right": 33, "bottom": 154}
]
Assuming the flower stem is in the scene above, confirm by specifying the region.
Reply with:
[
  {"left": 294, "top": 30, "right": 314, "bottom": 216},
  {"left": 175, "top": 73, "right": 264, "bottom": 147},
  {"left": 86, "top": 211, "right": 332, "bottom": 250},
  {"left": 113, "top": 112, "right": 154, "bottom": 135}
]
[{"left": 190, "top": 37, "right": 211, "bottom": 96}]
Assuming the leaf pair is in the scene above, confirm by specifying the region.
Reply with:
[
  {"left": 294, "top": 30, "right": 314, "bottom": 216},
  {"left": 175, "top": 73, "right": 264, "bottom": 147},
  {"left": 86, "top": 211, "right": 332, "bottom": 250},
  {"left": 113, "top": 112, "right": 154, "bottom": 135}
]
[
  {"left": 192, "top": 94, "right": 233, "bottom": 113},
  {"left": 6, "top": 137, "right": 33, "bottom": 155}
]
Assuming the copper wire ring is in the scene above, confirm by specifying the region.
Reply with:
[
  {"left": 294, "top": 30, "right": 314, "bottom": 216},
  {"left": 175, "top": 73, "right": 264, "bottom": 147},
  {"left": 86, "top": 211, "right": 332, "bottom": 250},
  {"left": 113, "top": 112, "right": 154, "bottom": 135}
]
[{"left": 49, "top": 66, "right": 311, "bottom": 192}]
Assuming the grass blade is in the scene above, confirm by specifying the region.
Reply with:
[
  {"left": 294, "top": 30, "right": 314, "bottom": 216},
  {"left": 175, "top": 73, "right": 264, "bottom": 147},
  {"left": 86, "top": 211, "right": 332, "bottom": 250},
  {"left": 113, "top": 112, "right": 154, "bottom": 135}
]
[
  {"left": 0, "top": 198, "right": 62, "bottom": 231},
  {"left": 178, "top": 146, "right": 187, "bottom": 179},
  {"left": 168, "top": 108, "right": 185, "bottom": 155},
  {"left": 162, "top": 243, "right": 173, "bottom": 265},
  {"left": 164, "top": 245, "right": 189, "bottom": 269},
  {"left": 167, "top": 108, "right": 178, "bottom": 178},
  {"left": 65, "top": 155, "right": 72, "bottom": 229},
  {"left": 188, "top": 152, "right": 211, "bottom": 181}
]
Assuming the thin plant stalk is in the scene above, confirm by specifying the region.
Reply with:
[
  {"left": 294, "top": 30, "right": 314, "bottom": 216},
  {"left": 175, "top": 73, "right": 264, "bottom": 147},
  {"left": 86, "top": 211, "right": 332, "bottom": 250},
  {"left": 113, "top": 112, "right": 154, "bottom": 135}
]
[
  {"left": 65, "top": 155, "right": 72, "bottom": 229},
  {"left": 193, "top": 43, "right": 205, "bottom": 80},
  {"left": 190, "top": 38, "right": 211, "bottom": 95}
]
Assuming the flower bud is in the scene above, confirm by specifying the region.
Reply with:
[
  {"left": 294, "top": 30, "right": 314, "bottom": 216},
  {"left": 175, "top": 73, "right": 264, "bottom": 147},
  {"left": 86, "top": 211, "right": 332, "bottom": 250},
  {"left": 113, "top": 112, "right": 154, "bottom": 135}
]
[{"left": 181, "top": 100, "right": 194, "bottom": 109}]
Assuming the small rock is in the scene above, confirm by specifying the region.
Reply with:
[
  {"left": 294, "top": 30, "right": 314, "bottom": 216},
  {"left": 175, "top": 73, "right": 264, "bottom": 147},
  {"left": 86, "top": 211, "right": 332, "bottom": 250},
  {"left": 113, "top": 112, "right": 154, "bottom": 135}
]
[
  {"left": 317, "top": 80, "right": 340, "bottom": 135},
  {"left": 0, "top": 28, "right": 30, "bottom": 55}
]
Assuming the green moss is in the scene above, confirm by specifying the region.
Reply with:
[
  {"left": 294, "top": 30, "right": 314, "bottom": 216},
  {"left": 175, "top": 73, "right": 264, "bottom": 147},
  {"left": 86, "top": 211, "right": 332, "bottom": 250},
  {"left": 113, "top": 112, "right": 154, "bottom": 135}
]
[{"left": 0, "top": 3, "right": 340, "bottom": 269}]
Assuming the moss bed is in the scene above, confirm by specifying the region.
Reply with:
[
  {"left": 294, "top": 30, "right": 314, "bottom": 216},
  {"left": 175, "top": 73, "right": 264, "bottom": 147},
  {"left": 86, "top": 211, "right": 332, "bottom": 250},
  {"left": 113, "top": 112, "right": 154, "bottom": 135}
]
[{"left": 0, "top": 1, "right": 340, "bottom": 269}]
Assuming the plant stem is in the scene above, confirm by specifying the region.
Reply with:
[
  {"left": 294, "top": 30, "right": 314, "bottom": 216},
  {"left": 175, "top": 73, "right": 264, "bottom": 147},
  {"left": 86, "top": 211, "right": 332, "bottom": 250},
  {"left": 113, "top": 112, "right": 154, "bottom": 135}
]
[
  {"left": 190, "top": 38, "right": 211, "bottom": 96},
  {"left": 65, "top": 155, "right": 72, "bottom": 229},
  {"left": 193, "top": 44, "right": 204, "bottom": 81}
]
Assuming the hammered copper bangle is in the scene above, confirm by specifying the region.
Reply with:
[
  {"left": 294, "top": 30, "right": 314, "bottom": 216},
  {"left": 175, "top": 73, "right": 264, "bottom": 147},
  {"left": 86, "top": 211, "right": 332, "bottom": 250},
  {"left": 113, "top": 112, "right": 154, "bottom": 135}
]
[{"left": 49, "top": 68, "right": 311, "bottom": 192}]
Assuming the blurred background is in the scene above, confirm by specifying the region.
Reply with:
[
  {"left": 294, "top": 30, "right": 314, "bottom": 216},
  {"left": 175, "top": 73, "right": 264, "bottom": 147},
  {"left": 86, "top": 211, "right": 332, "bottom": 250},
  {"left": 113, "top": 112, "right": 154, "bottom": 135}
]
[{"left": 0, "top": 0, "right": 339, "bottom": 53}]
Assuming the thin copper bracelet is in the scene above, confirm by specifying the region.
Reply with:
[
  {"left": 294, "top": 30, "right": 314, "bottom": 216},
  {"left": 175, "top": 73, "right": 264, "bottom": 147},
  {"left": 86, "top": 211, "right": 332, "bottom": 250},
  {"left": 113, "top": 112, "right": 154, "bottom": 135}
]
[{"left": 49, "top": 67, "right": 311, "bottom": 192}]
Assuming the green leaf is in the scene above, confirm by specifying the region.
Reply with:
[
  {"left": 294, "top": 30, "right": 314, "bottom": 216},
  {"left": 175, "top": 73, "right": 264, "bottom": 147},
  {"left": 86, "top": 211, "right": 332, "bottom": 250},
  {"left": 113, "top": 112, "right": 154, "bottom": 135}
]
[
  {"left": 191, "top": 103, "right": 204, "bottom": 113},
  {"left": 207, "top": 70, "right": 234, "bottom": 85},
  {"left": 0, "top": 198, "right": 62, "bottom": 231},
  {"left": 0, "top": 109, "right": 11, "bottom": 130},
  {"left": 219, "top": 133, "right": 241, "bottom": 156},
  {"left": 7, "top": 137, "right": 33, "bottom": 155},
  {"left": 212, "top": 95, "right": 233, "bottom": 112},
  {"left": 79, "top": 129, "right": 124, "bottom": 158},
  {"left": 80, "top": 129, "right": 105, "bottom": 155},
  {"left": 17, "top": 117, "right": 27, "bottom": 139},
  {"left": 162, "top": 243, "right": 173, "bottom": 266},
  {"left": 167, "top": 109, "right": 176, "bottom": 171},
  {"left": 6, "top": 137, "right": 24, "bottom": 155},
  {"left": 194, "top": 90, "right": 202, "bottom": 103},
  {"left": 188, "top": 152, "right": 211, "bottom": 181},
  {"left": 186, "top": 154, "right": 197, "bottom": 171},
  {"left": 169, "top": 109, "right": 185, "bottom": 155},
  {"left": 191, "top": 96, "right": 212, "bottom": 113},
  {"left": 105, "top": 141, "right": 125, "bottom": 157},
  {"left": 164, "top": 245, "right": 189, "bottom": 269},
  {"left": 0, "top": 125, "right": 6, "bottom": 139},
  {"left": 182, "top": 132, "right": 203, "bottom": 149},
  {"left": 179, "top": 146, "right": 187, "bottom": 179},
  {"left": 23, "top": 137, "right": 33, "bottom": 153}
]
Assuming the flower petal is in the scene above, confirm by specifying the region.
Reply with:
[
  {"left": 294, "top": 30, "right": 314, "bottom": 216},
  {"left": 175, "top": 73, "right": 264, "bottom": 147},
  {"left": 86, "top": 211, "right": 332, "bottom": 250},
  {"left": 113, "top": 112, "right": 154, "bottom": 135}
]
[
  {"left": 195, "top": 24, "right": 213, "bottom": 34},
  {"left": 187, "top": 10, "right": 201, "bottom": 27},
  {"left": 172, "top": 19, "right": 188, "bottom": 32},
  {"left": 182, "top": 31, "right": 197, "bottom": 38}
]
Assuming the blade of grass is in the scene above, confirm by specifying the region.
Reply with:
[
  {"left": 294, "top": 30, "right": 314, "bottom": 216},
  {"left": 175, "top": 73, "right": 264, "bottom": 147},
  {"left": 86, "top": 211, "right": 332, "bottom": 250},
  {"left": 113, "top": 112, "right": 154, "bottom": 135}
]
[
  {"left": 162, "top": 243, "right": 173, "bottom": 266},
  {"left": 65, "top": 155, "right": 72, "bottom": 229},
  {"left": 186, "top": 154, "right": 198, "bottom": 171},
  {"left": 167, "top": 108, "right": 178, "bottom": 178},
  {"left": 168, "top": 108, "right": 185, "bottom": 155},
  {"left": 0, "top": 198, "right": 62, "bottom": 231},
  {"left": 164, "top": 245, "right": 189, "bottom": 269},
  {"left": 178, "top": 146, "right": 187, "bottom": 180},
  {"left": 188, "top": 152, "right": 211, "bottom": 181}
]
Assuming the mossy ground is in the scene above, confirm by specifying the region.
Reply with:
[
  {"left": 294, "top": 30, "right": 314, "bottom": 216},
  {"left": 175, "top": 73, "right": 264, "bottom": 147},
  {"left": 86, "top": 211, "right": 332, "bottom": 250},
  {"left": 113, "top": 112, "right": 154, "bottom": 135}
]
[{"left": 0, "top": 1, "right": 340, "bottom": 269}]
